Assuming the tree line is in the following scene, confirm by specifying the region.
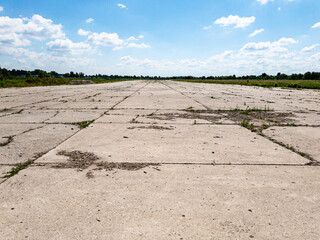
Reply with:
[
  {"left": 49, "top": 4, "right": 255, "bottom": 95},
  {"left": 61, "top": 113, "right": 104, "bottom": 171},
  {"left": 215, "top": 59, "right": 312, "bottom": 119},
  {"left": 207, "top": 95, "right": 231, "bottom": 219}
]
[{"left": 1, "top": 67, "right": 320, "bottom": 80}]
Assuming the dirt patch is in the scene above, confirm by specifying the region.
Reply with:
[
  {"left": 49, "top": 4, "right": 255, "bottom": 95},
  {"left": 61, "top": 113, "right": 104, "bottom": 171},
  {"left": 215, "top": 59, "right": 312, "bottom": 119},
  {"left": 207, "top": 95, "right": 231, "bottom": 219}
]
[
  {"left": 53, "top": 150, "right": 99, "bottom": 170},
  {"left": 94, "top": 162, "right": 160, "bottom": 171},
  {"left": 147, "top": 112, "right": 221, "bottom": 123},
  {"left": 183, "top": 109, "right": 296, "bottom": 124},
  {"left": 86, "top": 171, "right": 94, "bottom": 179},
  {"left": 127, "top": 125, "right": 174, "bottom": 130}
]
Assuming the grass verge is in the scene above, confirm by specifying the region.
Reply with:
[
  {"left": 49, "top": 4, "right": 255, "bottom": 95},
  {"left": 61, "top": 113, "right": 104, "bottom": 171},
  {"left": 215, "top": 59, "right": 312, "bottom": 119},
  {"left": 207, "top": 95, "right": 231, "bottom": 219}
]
[{"left": 173, "top": 79, "right": 320, "bottom": 89}]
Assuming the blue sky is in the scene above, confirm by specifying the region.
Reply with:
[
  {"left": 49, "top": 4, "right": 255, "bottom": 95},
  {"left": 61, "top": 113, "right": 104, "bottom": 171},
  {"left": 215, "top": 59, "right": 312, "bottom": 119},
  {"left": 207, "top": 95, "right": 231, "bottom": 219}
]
[{"left": 0, "top": 0, "right": 320, "bottom": 76}]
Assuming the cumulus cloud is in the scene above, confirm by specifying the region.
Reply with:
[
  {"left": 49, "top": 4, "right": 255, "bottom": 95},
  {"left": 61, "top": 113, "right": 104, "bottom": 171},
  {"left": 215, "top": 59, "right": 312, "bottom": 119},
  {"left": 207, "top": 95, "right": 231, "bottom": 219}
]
[
  {"left": 249, "top": 29, "right": 264, "bottom": 37},
  {"left": 86, "top": 18, "right": 94, "bottom": 23},
  {"left": 46, "top": 38, "right": 91, "bottom": 55},
  {"left": 78, "top": 28, "right": 91, "bottom": 36},
  {"left": 138, "top": 35, "right": 144, "bottom": 39},
  {"left": 0, "top": 6, "right": 3, "bottom": 12},
  {"left": 0, "top": 45, "right": 96, "bottom": 73},
  {"left": 118, "top": 3, "right": 127, "bottom": 9},
  {"left": 0, "top": 15, "right": 64, "bottom": 46},
  {"left": 257, "top": 0, "right": 274, "bottom": 4},
  {"left": 88, "top": 32, "right": 123, "bottom": 46},
  {"left": 241, "top": 37, "right": 297, "bottom": 52},
  {"left": 127, "top": 43, "right": 150, "bottom": 48},
  {"left": 87, "top": 32, "right": 150, "bottom": 50},
  {"left": 312, "top": 22, "right": 320, "bottom": 29},
  {"left": 301, "top": 44, "right": 319, "bottom": 53},
  {"left": 127, "top": 36, "right": 138, "bottom": 41},
  {"left": 215, "top": 15, "right": 255, "bottom": 28},
  {"left": 23, "top": 15, "right": 65, "bottom": 40}
]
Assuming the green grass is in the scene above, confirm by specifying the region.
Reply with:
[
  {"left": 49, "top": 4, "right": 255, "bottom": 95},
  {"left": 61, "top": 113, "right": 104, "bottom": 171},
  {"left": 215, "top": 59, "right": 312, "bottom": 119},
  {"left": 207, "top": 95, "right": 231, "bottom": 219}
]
[
  {"left": 0, "top": 77, "right": 137, "bottom": 88},
  {"left": 73, "top": 120, "right": 95, "bottom": 129},
  {"left": 173, "top": 79, "right": 320, "bottom": 89},
  {"left": 12, "top": 109, "right": 24, "bottom": 114},
  {"left": 2, "top": 159, "right": 34, "bottom": 178},
  {"left": 0, "top": 136, "right": 13, "bottom": 147}
]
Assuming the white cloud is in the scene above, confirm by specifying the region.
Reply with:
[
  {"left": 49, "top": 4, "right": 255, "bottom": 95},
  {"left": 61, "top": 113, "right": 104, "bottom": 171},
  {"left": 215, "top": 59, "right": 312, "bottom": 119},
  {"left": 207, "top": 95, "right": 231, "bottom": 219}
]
[
  {"left": 215, "top": 15, "right": 256, "bottom": 28},
  {"left": 312, "top": 22, "right": 320, "bottom": 29},
  {"left": 46, "top": 38, "right": 91, "bottom": 55},
  {"left": 0, "top": 15, "right": 64, "bottom": 46},
  {"left": 88, "top": 32, "right": 123, "bottom": 46},
  {"left": 23, "top": 14, "right": 65, "bottom": 40},
  {"left": 0, "top": 45, "right": 96, "bottom": 73},
  {"left": 138, "top": 35, "right": 144, "bottom": 39},
  {"left": 127, "top": 36, "right": 138, "bottom": 41},
  {"left": 0, "top": 6, "right": 3, "bottom": 12},
  {"left": 127, "top": 43, "right": 150, "bottom": 48},
  {"left": 203, "top": 25, "right": 212, "bottom": 30},
  {"left": 301, "top": 44, "right": 319, "bottom": 53},
  {"left": 257, "top": 0, "right": 274, "bottom": 5},
  {"left": 249, "top": 29, "right": 264, "bottom": 37},
  {"left": 241, "top": 38, "right": 297, "bottom": 52},
  {"left": 113, "top": 46, "right": 124, "bottom": 51},
  {"left": 86, "top": 18, "right": 94, "bottom": 23},
  {"left": 118, "top": 3, "right": 127, "bottom": 9},
  {"left": 78, "top": 28, "right": 91, "bottom": 36}
]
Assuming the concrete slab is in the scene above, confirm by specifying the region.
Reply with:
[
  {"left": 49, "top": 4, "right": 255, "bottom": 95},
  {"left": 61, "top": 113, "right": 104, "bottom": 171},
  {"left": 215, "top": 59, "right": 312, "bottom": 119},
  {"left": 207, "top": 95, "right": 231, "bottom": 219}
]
[
  {"left": 1, "top": 124, "right": 78, "bottom": 164},
  {"left": 264, "top": 126, "right": 320, "bottom": 161},
  {"left": 38, "top": 124, "right": 308, "bottom": 165},
  {"left": 46, "top": 110, "right": 104, "bottom": 123},
  {"left": 166, "top": 81, "right": 320, "bottom": 111},
  {"left": 0, "top": 165, "right": 319, "bottom": 239},
  {"left": 0, "top": 110, "right": 57, "bottom": 123},
  {"left": 292, "top": 111, "right": 320, "bottom": 126},
  {"left": 0, "top": 123, "right": 44, "bottom": 138}
]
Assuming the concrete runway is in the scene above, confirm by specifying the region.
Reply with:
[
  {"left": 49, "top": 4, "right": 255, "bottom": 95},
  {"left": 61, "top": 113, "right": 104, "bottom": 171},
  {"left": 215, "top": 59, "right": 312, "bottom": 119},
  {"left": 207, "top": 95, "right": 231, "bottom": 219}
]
[{"left": 0, "top": 80, "right": 319, "bottom": 239}]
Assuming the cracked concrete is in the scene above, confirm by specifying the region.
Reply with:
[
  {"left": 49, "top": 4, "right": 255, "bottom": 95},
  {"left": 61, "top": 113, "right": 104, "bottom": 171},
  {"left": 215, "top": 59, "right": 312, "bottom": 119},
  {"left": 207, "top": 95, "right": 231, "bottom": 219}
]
[{"left": 0, "top": 80, "right": 319, "bottom": 239}]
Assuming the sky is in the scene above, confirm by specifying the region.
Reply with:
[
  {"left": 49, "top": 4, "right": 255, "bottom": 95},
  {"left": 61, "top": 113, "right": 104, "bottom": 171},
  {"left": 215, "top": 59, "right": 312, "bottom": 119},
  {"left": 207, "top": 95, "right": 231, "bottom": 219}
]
[{"left": 0, "top": 0, "right": 320, "bottom": 76}]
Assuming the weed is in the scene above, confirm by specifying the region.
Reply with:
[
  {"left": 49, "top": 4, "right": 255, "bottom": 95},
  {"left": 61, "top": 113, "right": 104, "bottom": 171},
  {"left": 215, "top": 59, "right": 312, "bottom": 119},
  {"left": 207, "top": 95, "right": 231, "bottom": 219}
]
[
  {"left": 193, "top": 120, "right": 197, "bottom": 125},
  {"left": 12, "top": 109, "right": 24, "bottom": 114},
  {"left": 185, "top": 107, "right": 195, "bottom": 112},
  {"left": 2, "top": 159, "right": 34, "bottom": 178},
  {"left": 0, "top": 136, "right": 13, "bottom": 147},
  {"left": 240, "top": 120, "right": 256, "bottom": 132},
  {"left": 73, "top": 120, "right": 94, "bottom": 129},
  {"left": 240, "top": 119, "right": 250, "bottom": 128}
]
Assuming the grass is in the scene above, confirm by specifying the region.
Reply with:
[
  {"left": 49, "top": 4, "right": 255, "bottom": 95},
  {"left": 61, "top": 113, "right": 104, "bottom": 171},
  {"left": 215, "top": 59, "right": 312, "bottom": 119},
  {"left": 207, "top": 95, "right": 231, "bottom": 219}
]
[
  {"left": 2, "top": 159, "right": 34, "bottom": 178},
  {"left": 0, "top": 136, "right": 13, "bottom": 147},
  {"left": 73, "top": 120, "right": 95, "bottom": 129},
  {"left": 230, "top": 107, "right": 272, "bottom": 115},
  {"left": 173, "top": 79, "right": 320, "bottom": 89},
  {"left": 0, "top": 77, "right": 136, "bottom": 88},
  {"left": 12, "top": 109, "right": 24, "bottom": 114}
]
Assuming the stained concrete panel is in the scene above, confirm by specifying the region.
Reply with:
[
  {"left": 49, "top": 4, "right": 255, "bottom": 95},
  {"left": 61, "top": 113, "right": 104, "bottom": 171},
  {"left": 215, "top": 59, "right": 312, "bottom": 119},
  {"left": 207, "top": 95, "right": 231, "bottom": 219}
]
[
  {"left": 38, "top": 124, "right": 307, "bottom": 165},
  {"left": 1, "top": 124, "right": 78, "bottom": 164},
  {"left": 0, "top": 165, "right": 319, "bottom": 239},
  {"left": 264, "top": 126, "right": 320, "bottom": 161}
]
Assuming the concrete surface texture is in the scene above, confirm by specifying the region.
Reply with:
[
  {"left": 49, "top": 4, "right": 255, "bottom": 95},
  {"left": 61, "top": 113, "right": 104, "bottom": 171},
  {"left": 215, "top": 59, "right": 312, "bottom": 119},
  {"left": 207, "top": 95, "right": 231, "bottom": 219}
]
[{"left": 0, "top": 80, "right": 319, "bottom": 239}]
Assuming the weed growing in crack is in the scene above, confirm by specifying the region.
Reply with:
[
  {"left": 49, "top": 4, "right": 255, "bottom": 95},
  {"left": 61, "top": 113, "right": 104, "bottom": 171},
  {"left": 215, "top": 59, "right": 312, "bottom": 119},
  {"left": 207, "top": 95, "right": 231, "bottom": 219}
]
[
  {"left": 73, "top": 120, "right": 94, "bottom": 129},
  {"left": 0, "top": 136, "right": 13, "bottom": 147},
  {"left": 185, "top": 107, "right": 195, "bottom": 112},
  {"left": 240, "top": 120, "right": 256, "bottom": 132},
  {"left": 12, "top": 109, "right": 24, "bottom": 114},
  {"left": 2, "top": 159, "right": 34, "bottom": 178}
]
